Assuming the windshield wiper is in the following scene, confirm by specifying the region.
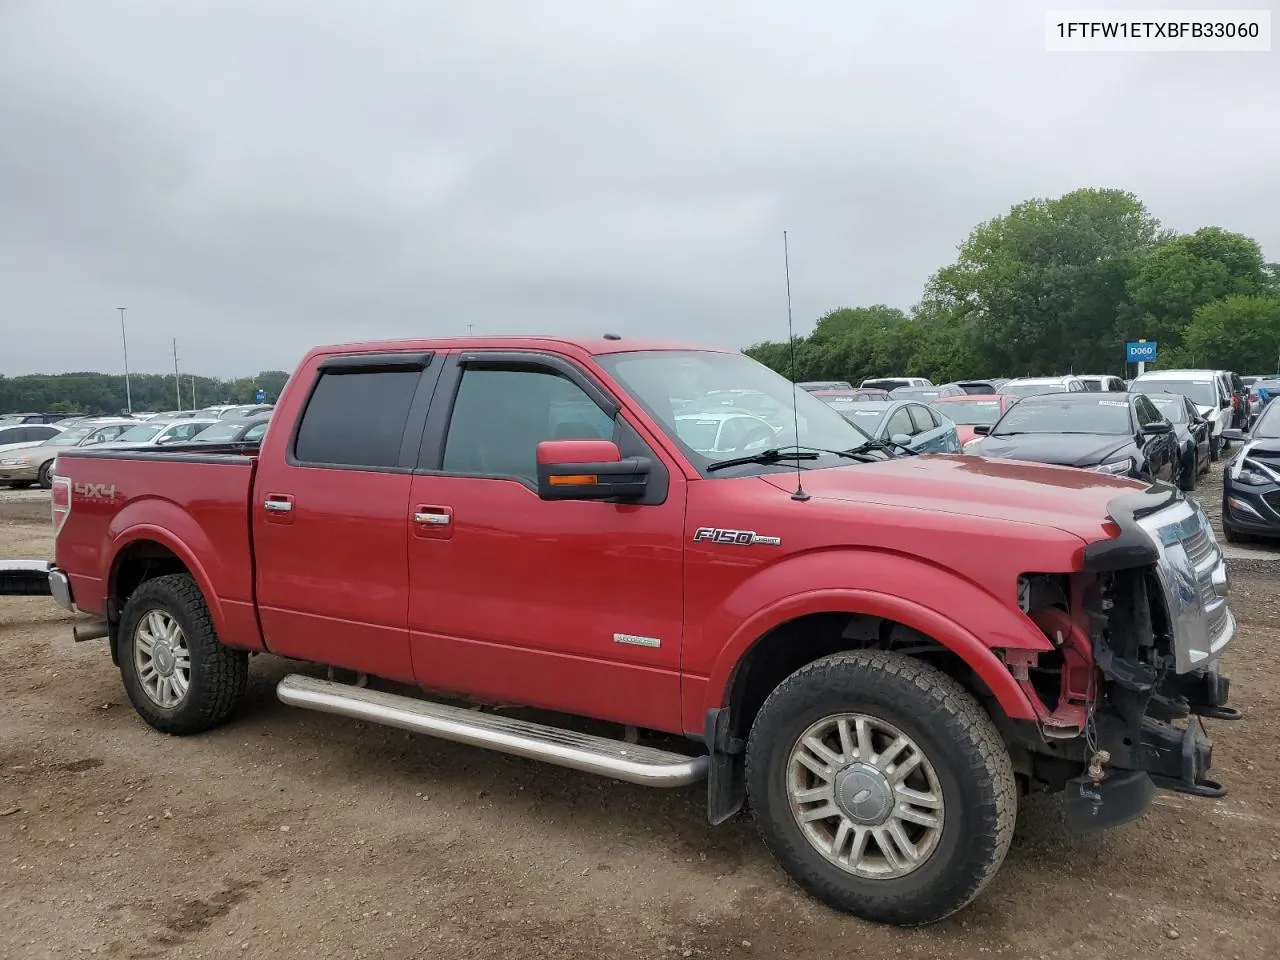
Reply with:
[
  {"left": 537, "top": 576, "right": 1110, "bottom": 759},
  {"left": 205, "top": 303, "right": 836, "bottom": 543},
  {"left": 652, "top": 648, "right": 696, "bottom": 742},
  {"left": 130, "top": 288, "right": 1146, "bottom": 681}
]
[
  {"left": 845, "top": 437, "right": 919, "bottom": 457},
  {"left": 706, "top": 445, "right": 878, "bottom": 472}
]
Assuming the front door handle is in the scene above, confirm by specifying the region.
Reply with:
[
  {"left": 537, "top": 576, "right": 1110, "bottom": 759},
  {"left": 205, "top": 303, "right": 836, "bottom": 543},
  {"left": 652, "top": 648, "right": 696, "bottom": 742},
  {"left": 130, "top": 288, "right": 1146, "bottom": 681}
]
[
  {"left": 264, "top": 500, "right": 293, "bottom": 513},
  {"left": 411, "top": 504, "right": 454, "bottom": 539}
]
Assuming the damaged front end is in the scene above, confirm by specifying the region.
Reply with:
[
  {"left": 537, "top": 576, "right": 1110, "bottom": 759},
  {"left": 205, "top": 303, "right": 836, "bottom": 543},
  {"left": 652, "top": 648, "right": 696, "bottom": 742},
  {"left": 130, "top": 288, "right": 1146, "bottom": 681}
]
[{"left": 1008, "top": 485, "right": 1240, "bottom": 831}]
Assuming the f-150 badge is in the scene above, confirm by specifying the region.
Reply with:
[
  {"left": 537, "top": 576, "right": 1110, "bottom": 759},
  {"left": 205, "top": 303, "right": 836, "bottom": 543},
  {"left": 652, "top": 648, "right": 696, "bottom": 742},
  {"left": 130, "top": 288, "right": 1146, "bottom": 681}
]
[{"left": 692, "top": 527, "right": 781, "bottom": 546}]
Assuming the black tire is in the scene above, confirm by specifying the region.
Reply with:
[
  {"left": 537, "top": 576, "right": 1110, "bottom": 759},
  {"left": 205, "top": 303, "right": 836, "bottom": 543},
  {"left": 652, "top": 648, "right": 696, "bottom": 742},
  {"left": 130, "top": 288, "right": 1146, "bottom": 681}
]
[
  {"left": 1223, "top": 525, "right": 1251, "bottom": 545},
  {"left": 1179, "top": 451, "right": 1197, "bottom": 492},
  {"left": 1209, "top": 435, "right": 1221, "bottom": 462},
  {"left": 745, "top": 651, "right": 1017, "bottom": 926},
  {"left": 37, "top": 461, "right": 53, "bottom": 489},
  {"left": 118, "top": 573, "right": 248, "bottom": 735}
]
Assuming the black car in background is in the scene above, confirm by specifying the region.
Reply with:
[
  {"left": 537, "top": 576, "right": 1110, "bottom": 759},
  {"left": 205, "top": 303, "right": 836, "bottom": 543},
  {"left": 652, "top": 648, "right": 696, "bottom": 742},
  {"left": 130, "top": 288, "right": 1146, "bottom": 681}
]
[
  {"left": 1221, "top": 400, "right": 1280, "bottom": 543},
  {"left": 1144, "top": 391, "right": 1212, "bottom": 491},
  {"left": 971, "top": 392, "right": 1178, "bottom": 483}
]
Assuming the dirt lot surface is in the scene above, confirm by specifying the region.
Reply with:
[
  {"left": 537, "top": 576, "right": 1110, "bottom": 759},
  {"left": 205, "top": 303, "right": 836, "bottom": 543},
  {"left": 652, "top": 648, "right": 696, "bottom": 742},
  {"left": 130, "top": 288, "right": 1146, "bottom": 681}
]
[{"left": 2, "top": 467, "right": 1278, "bottom": 960}]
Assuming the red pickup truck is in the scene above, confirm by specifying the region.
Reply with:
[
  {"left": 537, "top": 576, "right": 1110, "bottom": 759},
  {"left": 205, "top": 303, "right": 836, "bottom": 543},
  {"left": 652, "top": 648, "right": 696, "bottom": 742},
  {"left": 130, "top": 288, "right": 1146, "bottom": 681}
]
[{"left": 47, "top": 336, "right": 1238, "bottom": 926}]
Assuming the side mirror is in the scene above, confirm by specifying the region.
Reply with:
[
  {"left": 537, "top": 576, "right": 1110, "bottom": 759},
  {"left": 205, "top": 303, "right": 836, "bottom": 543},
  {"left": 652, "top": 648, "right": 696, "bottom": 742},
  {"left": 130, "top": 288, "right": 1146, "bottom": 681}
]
[
  {"left": 973, "top": 424, "right": 992, "bottom": 436},
  {"left": 1221, "top": 398, "right": 1231, "bottom": 409},
  {"left": 536, "top": 439, "right": 649, "bottom": 501},
  {"left": 1142, "top": 420, "right": 1173, "bottom": 435},
  {"left": 890, "top": 433, "right": 913, "bottom": 447},
  {"left": 1221, "top": 428, "right": 1248, "bottom": 442}
]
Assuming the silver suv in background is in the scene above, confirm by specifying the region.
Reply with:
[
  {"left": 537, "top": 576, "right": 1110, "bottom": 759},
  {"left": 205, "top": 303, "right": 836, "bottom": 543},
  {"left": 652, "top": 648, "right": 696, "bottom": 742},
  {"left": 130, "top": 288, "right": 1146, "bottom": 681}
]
[{"left": 1129, "top": 369, "right": 1233, "bottom": 461}]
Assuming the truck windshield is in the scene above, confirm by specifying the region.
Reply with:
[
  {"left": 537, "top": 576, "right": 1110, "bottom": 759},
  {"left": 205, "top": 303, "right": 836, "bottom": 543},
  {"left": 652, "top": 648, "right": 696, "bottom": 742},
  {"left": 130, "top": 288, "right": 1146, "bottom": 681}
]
[
  {"left": 992, "top": 399, "right": 1132, "bottom": 436},
  {"left": 596, "top": 350, "right": 874, "bottom": 474}
]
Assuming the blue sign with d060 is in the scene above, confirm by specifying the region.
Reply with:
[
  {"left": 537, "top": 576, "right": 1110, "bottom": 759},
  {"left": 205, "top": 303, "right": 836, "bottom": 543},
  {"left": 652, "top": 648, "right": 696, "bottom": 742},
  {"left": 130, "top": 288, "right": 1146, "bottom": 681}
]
[
  {"left": 1125, "top": 340, "right": 1157, "bottom": 363},
  {"left": 255, "top": 389, "right": 266, "bottom": 403}
]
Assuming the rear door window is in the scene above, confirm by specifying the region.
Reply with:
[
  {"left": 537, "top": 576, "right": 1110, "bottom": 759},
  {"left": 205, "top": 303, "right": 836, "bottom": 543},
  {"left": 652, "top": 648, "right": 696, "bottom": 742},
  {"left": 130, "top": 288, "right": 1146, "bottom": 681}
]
[
  {"left": 907, "top": 405, "right": 939, "bottom": 432},
  {"left": 293, "top": 367, "right": 424, "bottom": 469}
]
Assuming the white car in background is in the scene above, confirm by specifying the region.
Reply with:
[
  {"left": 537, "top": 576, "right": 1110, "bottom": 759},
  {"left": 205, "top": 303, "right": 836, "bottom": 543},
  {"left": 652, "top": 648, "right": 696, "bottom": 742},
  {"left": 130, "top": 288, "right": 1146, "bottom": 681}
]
[
  {"left": 999, "top": 376, "right": 1088, "bottom": 398},
  {"left": 1129, "top": 369, "right": 1233, "bottom": 461},
  {"left": 97, "top": 418, "right": 219, "bottom": 449},
  {"left": 673, "top": 410, "right": 780, "bottom": 455},
  {"left": 0, "top": 422, "right": 65, "bottom": 457}
]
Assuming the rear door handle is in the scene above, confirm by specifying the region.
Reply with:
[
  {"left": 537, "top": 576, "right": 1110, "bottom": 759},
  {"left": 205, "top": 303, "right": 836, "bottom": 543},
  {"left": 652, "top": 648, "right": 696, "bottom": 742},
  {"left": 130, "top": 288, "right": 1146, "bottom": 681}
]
[
  {"left": 411, "top": 504, "right": 454, "bottom": 539},
  {"left": 263, "top": 493, "right": 295, "bottom": 524}
]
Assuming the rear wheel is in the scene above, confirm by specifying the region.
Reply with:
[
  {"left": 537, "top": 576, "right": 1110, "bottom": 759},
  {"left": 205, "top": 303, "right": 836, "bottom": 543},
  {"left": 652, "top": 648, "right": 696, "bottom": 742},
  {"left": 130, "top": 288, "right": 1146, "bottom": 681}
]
[
  {"left": 745, "top": 651, "right": 1017, "bottom": 926},
  {"left": 118, "top": 574, "right": 248, "bottom": 735}
]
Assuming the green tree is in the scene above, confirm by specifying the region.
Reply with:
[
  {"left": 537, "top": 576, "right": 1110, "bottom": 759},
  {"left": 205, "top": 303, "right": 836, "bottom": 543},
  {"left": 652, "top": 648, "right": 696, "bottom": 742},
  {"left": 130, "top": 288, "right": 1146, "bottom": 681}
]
[
  {"left": 925, "top": 188, "right": 1162, "bottom": 376},
  {"left": 1120, "top": 227, "right": 1269, "bottom": 354},
  {"left": 1174, "top": 296, "right": 1280, "bottom": 373}
]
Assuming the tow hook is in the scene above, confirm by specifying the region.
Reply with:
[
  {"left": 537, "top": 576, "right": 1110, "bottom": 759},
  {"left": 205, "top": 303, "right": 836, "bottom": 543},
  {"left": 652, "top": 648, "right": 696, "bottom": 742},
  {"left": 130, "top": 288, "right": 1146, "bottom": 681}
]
[{"left": 1086, "top": 749, "right": 1111, "bottom": 786}]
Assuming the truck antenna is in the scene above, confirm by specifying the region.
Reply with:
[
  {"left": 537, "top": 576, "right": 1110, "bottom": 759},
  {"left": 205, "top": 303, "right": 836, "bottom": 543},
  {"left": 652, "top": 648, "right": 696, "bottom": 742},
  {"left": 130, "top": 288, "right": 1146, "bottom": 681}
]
[{"left": 783, "top": 230, "right": 808, "bottom": 502}]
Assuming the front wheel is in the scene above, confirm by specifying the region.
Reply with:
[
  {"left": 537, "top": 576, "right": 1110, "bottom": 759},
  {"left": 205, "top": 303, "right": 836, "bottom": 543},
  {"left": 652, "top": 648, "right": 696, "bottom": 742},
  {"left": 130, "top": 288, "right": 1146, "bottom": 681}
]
[
  {"left": 745, "top": 651, "right": 1017, "bottom": 926},
  {"left": 1210, "top": 435, "right": 1221, "bottom": 462},
  {"left": 37, "top": 461, "right": 53, "bottom": 489},
  {"left": 118, "top": 573, "right": 248, "bottom": 735}
]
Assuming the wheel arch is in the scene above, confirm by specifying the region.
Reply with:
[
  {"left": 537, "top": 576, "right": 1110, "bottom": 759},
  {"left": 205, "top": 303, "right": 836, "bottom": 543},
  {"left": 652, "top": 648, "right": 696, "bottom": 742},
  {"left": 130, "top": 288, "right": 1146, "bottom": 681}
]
[{"left": 107, "top": 527, "right": 225, "bottom": 650}]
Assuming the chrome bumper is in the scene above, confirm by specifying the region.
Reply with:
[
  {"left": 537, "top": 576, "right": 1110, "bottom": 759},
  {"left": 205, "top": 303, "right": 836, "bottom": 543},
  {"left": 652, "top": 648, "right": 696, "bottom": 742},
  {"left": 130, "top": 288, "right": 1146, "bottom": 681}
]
[
  {"left": 1136, "top": 499, "right": 1234, "bottom": 673},
  {"left": 0, "top": 559, "right": 53, "bottom": 598},
  {"left": 48, "top": 567, "right": 76, "bottom": 612}
]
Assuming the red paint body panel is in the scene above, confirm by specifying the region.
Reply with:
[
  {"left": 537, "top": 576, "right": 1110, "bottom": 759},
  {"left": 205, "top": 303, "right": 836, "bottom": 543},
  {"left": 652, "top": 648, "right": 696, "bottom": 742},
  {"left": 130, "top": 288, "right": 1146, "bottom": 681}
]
[
  {"left": 405, "top": 470, "right": 686, "bottom": 727},
  {"left": 51, "top": 336, "right": 1145, "bottom": 745}
]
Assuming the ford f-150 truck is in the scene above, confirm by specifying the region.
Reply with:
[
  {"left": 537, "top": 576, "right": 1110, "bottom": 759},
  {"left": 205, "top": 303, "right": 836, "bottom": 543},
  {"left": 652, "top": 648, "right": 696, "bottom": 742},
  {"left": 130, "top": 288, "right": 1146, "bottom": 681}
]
[{"left": 46, "top": 336, "right": 1239, "bottom": 926}]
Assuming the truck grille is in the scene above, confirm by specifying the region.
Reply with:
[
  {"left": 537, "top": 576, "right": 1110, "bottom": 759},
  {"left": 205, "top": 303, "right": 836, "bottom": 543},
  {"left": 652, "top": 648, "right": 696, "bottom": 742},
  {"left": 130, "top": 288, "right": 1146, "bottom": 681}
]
[{"left": 1181, "top": 527, "right": 1216, "bottom": 568}]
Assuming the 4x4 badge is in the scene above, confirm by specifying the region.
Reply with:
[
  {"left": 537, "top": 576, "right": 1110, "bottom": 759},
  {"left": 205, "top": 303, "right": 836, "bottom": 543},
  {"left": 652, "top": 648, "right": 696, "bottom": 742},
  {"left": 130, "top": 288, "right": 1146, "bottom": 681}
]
[{"left": 692, "top": 527, "right": 781, "bottom": 547}]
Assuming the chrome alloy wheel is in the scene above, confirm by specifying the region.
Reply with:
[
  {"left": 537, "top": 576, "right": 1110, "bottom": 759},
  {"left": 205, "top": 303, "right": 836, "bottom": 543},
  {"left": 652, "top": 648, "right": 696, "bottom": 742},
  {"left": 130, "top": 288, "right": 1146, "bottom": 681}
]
[
  {"left": 786, "top": 713, "right": 945, "bottom": 879},
  {"left": 133, "top": 609, "right": 192, "bottom": 709}
]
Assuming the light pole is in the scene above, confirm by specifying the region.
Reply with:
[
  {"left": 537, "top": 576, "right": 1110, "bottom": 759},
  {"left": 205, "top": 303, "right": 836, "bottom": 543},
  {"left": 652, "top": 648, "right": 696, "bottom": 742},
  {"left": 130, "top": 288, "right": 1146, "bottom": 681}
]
[{"left": 117, "top": 307, "right": 132, "bottom": 414}]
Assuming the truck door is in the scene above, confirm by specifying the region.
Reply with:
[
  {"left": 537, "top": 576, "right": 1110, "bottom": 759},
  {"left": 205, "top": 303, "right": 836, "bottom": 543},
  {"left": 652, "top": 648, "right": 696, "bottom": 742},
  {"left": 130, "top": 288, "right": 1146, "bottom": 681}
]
[
  {"left": 252, "top": 351, "right": 441, "bottom": 683},
  {"left": 405, "top": 350, "right": 687, "bottom": 731}
]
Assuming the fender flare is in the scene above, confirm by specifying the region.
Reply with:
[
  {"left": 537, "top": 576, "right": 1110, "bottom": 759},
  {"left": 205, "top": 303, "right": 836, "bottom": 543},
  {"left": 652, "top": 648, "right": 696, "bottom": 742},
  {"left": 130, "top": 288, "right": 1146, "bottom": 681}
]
[
  {"left": 704, "top": 586, "right": 1048, "bottom": 724},
  {"left": 104, "top": 521, "right": 227, "bottom": 639}
]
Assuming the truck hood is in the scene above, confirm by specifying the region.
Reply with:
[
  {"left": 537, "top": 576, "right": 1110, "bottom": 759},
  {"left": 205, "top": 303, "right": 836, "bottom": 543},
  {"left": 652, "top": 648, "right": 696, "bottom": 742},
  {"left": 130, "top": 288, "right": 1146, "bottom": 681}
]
[{"left": 759, "top": 454, "right": 1144, "bottom": 542}]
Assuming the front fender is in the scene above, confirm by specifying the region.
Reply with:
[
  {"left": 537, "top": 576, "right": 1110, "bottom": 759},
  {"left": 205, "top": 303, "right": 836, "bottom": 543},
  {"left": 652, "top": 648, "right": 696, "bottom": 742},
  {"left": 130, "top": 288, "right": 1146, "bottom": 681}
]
[
  {"left": 104, "top": 500, "right": 228, "bottom": 637},
  {"left": 699, "top": 549, "right": 1054, "bottom": 723}
]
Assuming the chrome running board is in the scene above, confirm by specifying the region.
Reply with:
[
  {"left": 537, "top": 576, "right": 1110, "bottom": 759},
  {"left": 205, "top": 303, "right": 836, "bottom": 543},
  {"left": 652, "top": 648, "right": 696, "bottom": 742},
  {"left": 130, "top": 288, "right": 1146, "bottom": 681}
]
[{"left": 276, "top": 674, "right": 709, "bottom": 788}]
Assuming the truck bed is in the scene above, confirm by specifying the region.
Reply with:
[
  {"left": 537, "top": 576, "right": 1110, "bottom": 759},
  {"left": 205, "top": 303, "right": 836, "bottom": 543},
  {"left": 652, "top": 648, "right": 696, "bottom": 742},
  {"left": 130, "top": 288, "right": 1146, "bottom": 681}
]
[{"left": 53, "top": 445, "right": 263, "bottom": 648}]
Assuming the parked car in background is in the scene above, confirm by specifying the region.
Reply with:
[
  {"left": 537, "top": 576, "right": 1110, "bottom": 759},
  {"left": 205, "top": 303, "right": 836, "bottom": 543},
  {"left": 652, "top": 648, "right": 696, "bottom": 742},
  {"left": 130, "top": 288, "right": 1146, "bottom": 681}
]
[
  {"left": 1144, "top": 392, "right": 1212, "bottom": 492},
  {"left": 1077, "top": 375, "right": 1127, "bottom": 392},
  {"left": 930, "top": 394, "right": 1021, "bottom": 450},
  {"left": 99, "top": 418, "right": 219, "bottom": 448},
  {"left": 860, "top": 376, "right": 932, "bottom": 392},
  {"left": 672, "top": 410, "right": 780, "bottom": 455},
  {"left": 954, "top": 378, "right": 1008, "bottom": 395},
  {"left": 190, "top": 416, "right": 272, "bottom": 445},
  {"left": 825, "top": 398, "right": 960, "bottom": 453},
  {"left": 970, "top": 392, "right": 1177, "bottom": 483},
  {"left": 1129, "top": 369, "right": 1232, "bottom": 461},
  {"left": 0, "top": 418, "right": 137, "bottom": 488},
  {"left": 811, "top": 389, "right": 892, "bottom": 413},
  {"left": 795, "top": 380, "right": 853, "bottom": 393},
  {"left": 137, "top": 409, "right": 206, "bottom": 420},
  {"left": 889, "top": 383, "right": 966, "bottom": 401},
  {"left": 0, "top": 412, "right": 78, "bottom": 425},
  {"left": 1224, "top": 371, "right": 1250, "bottom": 430},
  {"left": 999, "top": 376, "right": 1087, "bottom": 398},
  {"left": 217, "top": 404, "right": 275, "bottom": 420},
  {"left": 1221, "top": 399, "right": 1280, "bottom": 543},
  {"left": 0, "top": 422, "right": 64, "bottom": 457},
  {"left": 1251, "top": 376, "right": 1280, "bottom": 414}
]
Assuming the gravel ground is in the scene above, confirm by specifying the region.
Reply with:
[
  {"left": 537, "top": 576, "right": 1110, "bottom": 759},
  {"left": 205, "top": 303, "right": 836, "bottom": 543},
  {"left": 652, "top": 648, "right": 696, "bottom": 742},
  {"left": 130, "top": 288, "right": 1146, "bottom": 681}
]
[{"left": 1, "top": 468, "right": 1278, "bottom": 960}]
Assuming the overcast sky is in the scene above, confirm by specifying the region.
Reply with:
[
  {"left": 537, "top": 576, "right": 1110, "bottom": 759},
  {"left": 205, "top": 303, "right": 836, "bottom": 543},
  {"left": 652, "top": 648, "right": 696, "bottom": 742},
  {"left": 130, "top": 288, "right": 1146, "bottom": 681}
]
[{"left": 1, "top": 1, "right": 1276, "bottom": 377}]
